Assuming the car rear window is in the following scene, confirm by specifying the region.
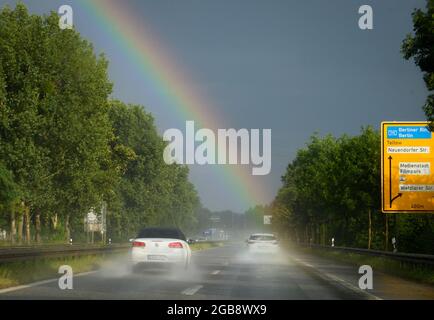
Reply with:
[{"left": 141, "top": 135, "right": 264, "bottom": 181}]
[
  {"left": 137, "top": 228, "right": 186, "bottom": 241},
  {"left": 249, "top": 235, "right": 276, "bottom": 241}
]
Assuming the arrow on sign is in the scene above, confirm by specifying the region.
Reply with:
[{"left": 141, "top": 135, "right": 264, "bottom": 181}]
[{"left": 388, "top": 156, "right": 403, "bottom": 208}]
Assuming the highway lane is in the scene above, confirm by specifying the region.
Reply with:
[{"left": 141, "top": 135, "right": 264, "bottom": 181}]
[{"left": 0, "top": 243, "right": 386, "bottom": 299}]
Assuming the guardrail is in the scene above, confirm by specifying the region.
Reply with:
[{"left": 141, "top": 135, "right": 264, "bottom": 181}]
[
  {"left": 301, "top": 243, "right": 434, "bottom": 267},
  {"left": 0, "top": 244, "right": 130, "bottom": 263},
  {"left": 0, "top": 240, "right": 226, "bottom": 263}
]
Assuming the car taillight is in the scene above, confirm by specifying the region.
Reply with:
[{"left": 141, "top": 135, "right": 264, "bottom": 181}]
[
  {"left": 132, "top": 241, "right": 145, "bottom": 247},
  {"left": 168, "top": 242, "right": 183, "bottom": 248}
]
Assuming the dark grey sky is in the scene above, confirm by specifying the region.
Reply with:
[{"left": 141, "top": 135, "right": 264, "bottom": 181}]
[{"left": 3, "top": 0, "right": 428, "bottom": 212}]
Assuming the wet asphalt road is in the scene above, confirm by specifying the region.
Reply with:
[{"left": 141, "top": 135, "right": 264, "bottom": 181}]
[{"left": 0, "top": 243, "right": 366, "bottom": 300}]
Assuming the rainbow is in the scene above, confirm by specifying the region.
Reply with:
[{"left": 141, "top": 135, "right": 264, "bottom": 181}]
[{"left": 77, "top": 0, "right": 270, "bottom": 210}]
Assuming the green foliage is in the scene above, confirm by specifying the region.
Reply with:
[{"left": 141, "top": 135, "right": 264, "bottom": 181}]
[
  {"left": 402, "top": 0, "right": 434, "bottom": 129},
  {"left": 0, "top": 162, "right": 19, "bottom": 228},
  {"left": 0, "top": 3, "right": 113, "bottom": 217},
  {"left": 106, "top": 101, "right": 199, "bottom": 240},
  {"left": 0, "top": 162, "right": 19, "bottom": 206},
  {"left": 0, "top": 4, "right": 199, "bottom": 243}
]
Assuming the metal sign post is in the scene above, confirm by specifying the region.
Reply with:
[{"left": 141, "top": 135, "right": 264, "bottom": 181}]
[
  {"left": 84, "top": 203, "right": 107, "bottom": 244},
  {"left": 263, "top": 215, "right": 272, "bottom": 225}
]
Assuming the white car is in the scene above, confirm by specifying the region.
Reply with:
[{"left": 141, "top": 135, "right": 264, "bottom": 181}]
[
  {"left": 246, "top": 233, "right": 279, "bottom": 254},
  {"left": 130, "top": 227, "right": 192, "bottom": 270}
]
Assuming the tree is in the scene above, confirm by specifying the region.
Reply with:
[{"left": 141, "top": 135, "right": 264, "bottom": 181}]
[
  {"left": 0, "top": 4, "right": 56, "bottom": 242},
  {"left": 402, "top": 0, "right": 434, "bottom": 129},
  {"left": 0, "top": 4, "right": 114, "bottom": 242},
  {"left": 0, "top": 162, "right": 20, "bottom": 242},
  {"left": 0, "top": 3, "right": 200, "bottom": 244},
  {"left": 106, "top": 101, "right": 199, "bottom": 240}
]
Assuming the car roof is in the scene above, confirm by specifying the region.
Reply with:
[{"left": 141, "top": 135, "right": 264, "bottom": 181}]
[
  {"left": 137, "top": 227, "right": 186, "bottom": 241},
  {"left": 139, "top": 227, "right": 181, "bottom": 232},
  {"left": 250, "top": 233, "right": 275, "bottom": 237}
]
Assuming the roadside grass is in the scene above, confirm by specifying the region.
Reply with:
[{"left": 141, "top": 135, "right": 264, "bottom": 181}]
[
  {"left": 0, "top": 241, "right": 224, "bottom": 290},
  {"left": 0, "top": 240, "right": 115, "bottom": 247},
  {"left": 0, "top": 254, "right": 111, "bottom": 290},
  {"left": 300, "top": 247, "right": 434, "bottom": 286}
]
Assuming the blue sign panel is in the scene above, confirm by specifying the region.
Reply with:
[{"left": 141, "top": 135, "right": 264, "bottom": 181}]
[{"left": 387, "top": 126, "right": 431, "bottom": 139}]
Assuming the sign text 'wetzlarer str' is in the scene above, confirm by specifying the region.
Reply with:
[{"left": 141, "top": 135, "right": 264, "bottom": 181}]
[{"left": 381, "top": 122, "right": 434, "bottom": 213}]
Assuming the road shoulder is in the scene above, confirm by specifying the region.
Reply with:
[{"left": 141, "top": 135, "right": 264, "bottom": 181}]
[{"left": 288, "top": 247, "right": 434, "bottom": 300}]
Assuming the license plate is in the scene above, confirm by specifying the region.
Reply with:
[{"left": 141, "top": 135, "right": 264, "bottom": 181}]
[{"left": 147, "top": 255, "right": 166, "bottom": 261}]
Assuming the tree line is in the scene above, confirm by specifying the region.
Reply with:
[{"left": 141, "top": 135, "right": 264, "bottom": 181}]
[
  {"left": 271, "top": 128, "right": 434, "bottom": 254},
  {"left": 0, "top": 4, "right": 199, "bottom": 244}
]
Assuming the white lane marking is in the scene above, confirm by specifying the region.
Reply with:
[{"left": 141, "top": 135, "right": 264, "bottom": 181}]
[
  {"left": 211, "top": 270, "right": 220, "bottom": 275},
  {"left": 321, "top": 271, "right": 382, "bottom": 300},
  {"left": 181, "top": 285, "right": 203, "bottom": 296},
  {"left": 0, "top": 270, "right": 98, "bottom": 294},
  {"left": 292, "top": 257, "right": 382, "bottom": 300}
]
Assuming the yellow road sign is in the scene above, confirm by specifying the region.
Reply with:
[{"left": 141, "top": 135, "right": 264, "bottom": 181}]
[{"left": 381, "top": 122, "right": 434, "bottom": 213}]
